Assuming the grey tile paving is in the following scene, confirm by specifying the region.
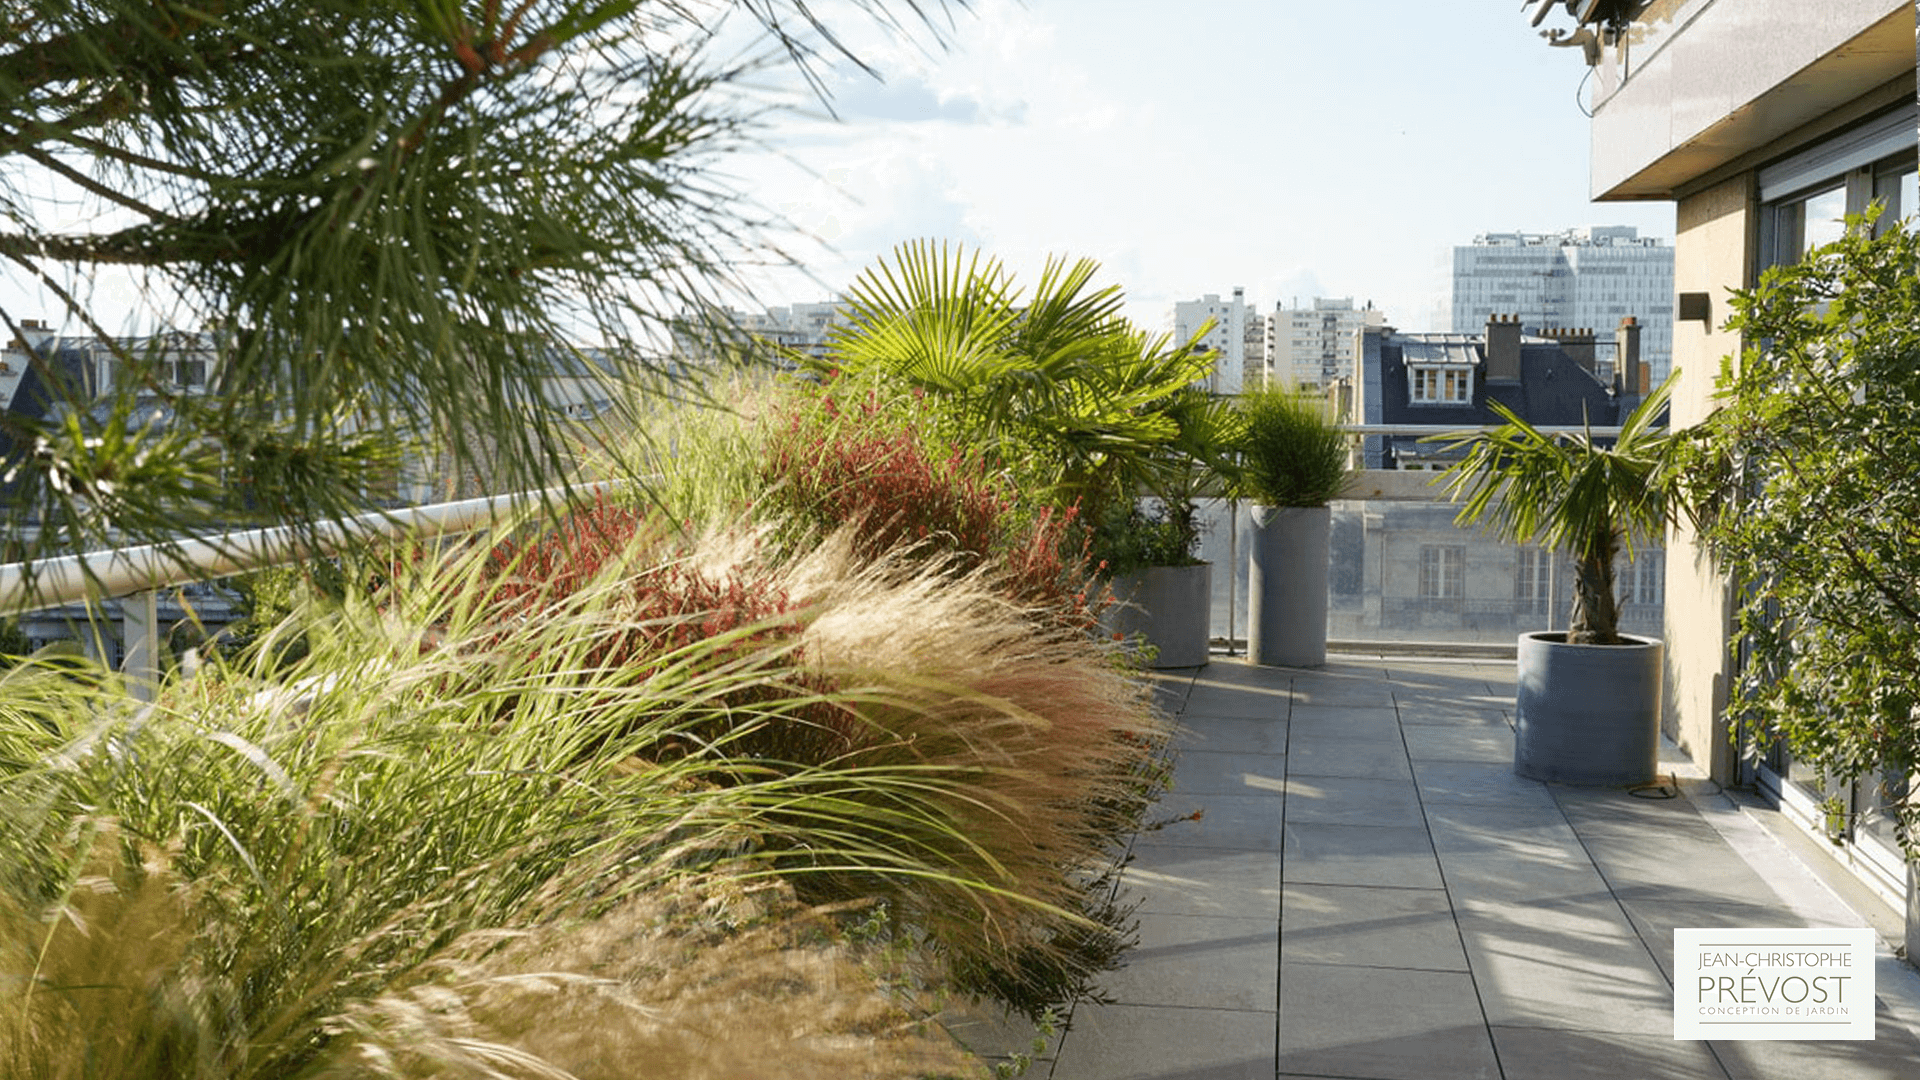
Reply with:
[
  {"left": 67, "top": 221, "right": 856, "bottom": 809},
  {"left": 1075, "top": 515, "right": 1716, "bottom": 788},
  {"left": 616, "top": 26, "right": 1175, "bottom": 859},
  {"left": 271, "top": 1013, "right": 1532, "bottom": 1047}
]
[
  {"left": 1401, "top": 723, "right": 1513, "bottom": 763},
  {"left": 1283, "top": 821, "right": 1445, "bottom": 888},
  {"left": 1049, "top": 1002, "right": 1273, "bottom": 1080},
  {"left": 1122, "top": 842, "right": 1280, "bottom": 918},
  {"left": 1395, "top": 701, "right": 1514, "bottom": 727},
  {"left": 1491, "top": 1025, "right": 1730, "bottom": 1078},
  {"left": 1170, "top": 715, "right": 1288, "bottom": 755},
  {"left": 1036, "top": 656, "right": 1920, "bottom": 1080},
  {"left": 1617, "top": 896, "right": 1821, "bottom": 982},
  {"left": 1426, "top": 805, "right": 1618, "bottom": 903},
  {"left": 941, "top": 1002, "right": 1059, "bottom": 1068},
  {"left": 1144, "top": 792, "right": 1285, "bottom": 850},
  {"left": 1452, "top": 897, "right": 1675, "bottom": 1035},
  {"left": 1280, "top": 883, "right": 1469, "bottom": 971},
  {"left": 1288, "top": 703, "right": 1400, "bottom": 737},
  {"left": 1277, "top": 963, "right": 1500, "bottom": 1079},
  {"left": 1286, "top": 734, "right": 1414, "bottom": 780},
  {"left": 1711, "top": 1031, "right": 1920, "bottom": 1080},
  {"left": 1283, "top": 775, "right": 1426, "bottom": 827},
  {"left": 1414, "top": 759, "right": 1561, "bottom": 807},
  {"left": 1101, "top": 912, "right": 1278, "bottom": 1011},
  {"left": 1168, "top": 748, "right": 1286, "bottom": 796},
  {"left": 1181, "top": 681, "right": 1291, "bottom": 721},
  {"left": 1288, "top": 672, "right": 1396, "bottom": 708}
]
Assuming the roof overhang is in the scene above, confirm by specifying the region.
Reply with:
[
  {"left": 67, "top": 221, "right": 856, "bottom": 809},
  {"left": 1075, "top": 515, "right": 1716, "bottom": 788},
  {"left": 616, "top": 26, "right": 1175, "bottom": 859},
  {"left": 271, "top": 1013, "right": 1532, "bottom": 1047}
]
[{"left": 1590, "top": 1, "right": 1914, "bottom": 201}]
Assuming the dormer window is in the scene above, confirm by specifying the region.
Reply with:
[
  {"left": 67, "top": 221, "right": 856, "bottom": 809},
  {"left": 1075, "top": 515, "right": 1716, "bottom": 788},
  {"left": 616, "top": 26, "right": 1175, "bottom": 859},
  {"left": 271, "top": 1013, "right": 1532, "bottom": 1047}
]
[{"left": 1410, "top": 365, "right": 1471, "bottom": 404}]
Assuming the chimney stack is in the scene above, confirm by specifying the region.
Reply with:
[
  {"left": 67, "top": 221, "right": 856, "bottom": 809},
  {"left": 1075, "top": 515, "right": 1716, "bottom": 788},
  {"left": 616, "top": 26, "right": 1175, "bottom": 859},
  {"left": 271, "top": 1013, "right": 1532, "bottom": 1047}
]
[
  {"left": 1484, "top": 314, "right": 1522, "bottom": 381},
  {"left": 1542, "top": 326, "right": 1597, "bottom": 373},
  {"left": 1614, "top": 316, "right": 1643, "bottom": 395}
]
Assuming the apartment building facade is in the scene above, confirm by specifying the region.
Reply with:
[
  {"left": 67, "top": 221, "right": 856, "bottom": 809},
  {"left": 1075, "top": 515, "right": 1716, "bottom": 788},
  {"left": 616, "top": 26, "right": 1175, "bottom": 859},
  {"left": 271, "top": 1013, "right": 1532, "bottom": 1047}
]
[
  {"left": 1172, "top": 288, "right": 1256, "bottom": 394},
  {"left": 1449, "top": 225, "right": 1675, "bottom": 386},
  {"left": 1265, "top": 297, "right": 1386, "bottom": 391}
]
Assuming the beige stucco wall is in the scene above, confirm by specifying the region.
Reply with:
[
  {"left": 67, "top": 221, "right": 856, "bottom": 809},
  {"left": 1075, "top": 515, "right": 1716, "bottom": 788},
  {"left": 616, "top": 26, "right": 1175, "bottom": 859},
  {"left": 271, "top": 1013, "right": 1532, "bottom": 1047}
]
[{"left": 1662, "top": 173, "right": 1755, "bottom": 783}]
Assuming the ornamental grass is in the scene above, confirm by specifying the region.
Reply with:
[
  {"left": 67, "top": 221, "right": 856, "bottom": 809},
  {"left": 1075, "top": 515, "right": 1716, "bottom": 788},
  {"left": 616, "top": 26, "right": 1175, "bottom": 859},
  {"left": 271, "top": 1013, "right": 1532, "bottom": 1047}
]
[{"left": 0, "top": 494, "right": 1171, "bottom": 1076}]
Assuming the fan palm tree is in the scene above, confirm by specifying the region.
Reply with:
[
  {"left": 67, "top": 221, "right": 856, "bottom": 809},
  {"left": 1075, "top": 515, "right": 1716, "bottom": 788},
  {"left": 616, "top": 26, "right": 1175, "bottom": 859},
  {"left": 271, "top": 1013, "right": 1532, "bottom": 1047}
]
[
  {"left": 1435, "top": 375, "right": 1680, "bottom": 645},
  {"left": 819, "top": 239, "right": 1222, "bottom": 526}
]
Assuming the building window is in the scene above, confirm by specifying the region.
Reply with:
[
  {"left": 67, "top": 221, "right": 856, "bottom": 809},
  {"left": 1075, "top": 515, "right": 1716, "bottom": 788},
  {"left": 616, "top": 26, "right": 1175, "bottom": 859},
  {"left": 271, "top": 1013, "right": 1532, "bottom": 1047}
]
[
  {"left": 1515, "top": 548, "right": 1552, "bottom": 615},
  {"left": 171, "top": 357, "right": 208, "bottom": 388},
  {"left": 1412, "top": 368, "right": 1436, "bottom": 401},
  {"left": 1759, "top": 106, "right": 1916, "bottom": 271},
  {"left": 1410, "top": 366, "right": 1470, "bottom": 404},
  {"left": 1621, "top": 551, "right": 1664, "bottom": 608},
  {"left": 1419, "top": 545, "right": 1465, "bottom": 600}
]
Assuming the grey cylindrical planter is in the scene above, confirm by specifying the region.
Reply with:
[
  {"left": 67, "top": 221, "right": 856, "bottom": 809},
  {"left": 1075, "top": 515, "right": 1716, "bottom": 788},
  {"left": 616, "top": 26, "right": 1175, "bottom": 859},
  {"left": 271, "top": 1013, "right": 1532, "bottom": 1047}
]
[
  {"left": 1103, "top": 563, "right": 1212, "bottom": 668},
  {"left": 1514, "top": 631, "right": 1663, "bottom": 785},
  {"left": 1906, "top": 862, "right": 1920, "bottom": 974},
  {"left": 1248, "top": 505, "right": 1330, "bottom": 668}
]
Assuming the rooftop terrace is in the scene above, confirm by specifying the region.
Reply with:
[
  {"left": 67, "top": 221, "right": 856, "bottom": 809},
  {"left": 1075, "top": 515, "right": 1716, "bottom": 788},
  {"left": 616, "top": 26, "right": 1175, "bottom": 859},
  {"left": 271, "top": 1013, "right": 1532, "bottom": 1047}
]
[{"left": 956, "top": 654, "right": 1920, "bottom": 1080}]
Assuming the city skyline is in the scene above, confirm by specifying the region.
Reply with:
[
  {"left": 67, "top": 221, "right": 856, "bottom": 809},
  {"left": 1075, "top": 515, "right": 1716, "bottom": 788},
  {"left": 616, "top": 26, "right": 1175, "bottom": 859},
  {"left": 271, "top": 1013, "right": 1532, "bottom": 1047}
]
[{"left": 724, "top": 0, "right": 1677, "bottom": 335}]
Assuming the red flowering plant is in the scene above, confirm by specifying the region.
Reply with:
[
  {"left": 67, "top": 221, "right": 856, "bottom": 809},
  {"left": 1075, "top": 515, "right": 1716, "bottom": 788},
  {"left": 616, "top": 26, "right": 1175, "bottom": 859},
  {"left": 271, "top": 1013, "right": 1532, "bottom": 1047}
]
[
  {"left": 456, "top": 492, "right": 862, "bottom": 765},
  {"left": 758, "top": 379, "right": 1102, "bottom": 630}
]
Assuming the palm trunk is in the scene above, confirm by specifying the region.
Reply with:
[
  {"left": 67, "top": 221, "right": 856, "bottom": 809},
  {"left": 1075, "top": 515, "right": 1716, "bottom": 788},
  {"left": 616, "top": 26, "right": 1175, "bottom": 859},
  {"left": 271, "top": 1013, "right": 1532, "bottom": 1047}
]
[{"left": 1568, "top": 528, "right": 1622, "bottom": 645}]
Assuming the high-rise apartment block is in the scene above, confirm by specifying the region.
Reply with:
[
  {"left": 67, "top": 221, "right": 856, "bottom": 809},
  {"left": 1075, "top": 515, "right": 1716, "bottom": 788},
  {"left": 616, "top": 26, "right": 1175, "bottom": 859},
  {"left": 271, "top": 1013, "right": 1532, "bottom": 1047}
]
[
  {"left": 1449, "top": 226, "right": 1674, "bottom": 386},
  {"left": 1172, "top": 287, "right": 1255, "bottom": 395},
  {"left": 1265, "top": 297, "right": 1386, "bottom": 390}
]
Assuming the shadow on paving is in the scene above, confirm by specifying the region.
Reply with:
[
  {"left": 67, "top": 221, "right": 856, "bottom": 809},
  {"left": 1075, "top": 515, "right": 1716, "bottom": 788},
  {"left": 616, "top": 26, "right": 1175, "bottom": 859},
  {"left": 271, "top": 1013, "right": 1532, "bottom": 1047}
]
[{"left": 1042, "top": 655, "right": 1920, "bottom": 1080}]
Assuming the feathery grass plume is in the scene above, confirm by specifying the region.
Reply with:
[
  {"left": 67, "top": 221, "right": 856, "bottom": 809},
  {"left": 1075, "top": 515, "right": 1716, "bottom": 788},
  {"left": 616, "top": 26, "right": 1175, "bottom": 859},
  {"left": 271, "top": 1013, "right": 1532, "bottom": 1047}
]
[
  {"left": 0, "top": 574, "right": 985, "bottom": 1077},
  {"left": 0, "top": 494, "right": 1171, "bottom": 1070},
  {"left": 740, "top": 527, "right": 1173, "bottom": 1018},
  {"left": 0, "top": 831, "right": 226, "bottom": 1079},
  {"left": 308, "top": 874, "right": 981, "bottom": 1080},
  {"left": 420, "top": 507, "right": 1168, "bottom": 1019}
]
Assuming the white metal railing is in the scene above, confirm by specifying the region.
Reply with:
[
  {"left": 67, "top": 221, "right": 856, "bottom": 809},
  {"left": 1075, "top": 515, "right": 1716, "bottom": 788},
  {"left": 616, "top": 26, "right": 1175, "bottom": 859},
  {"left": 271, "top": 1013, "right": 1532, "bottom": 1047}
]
[
  {"left": 1339, "top": 424, "right": 1626, "bottom": 437},
  {"left": 0, "top": 484, "right": 606, "bottom": 698}
]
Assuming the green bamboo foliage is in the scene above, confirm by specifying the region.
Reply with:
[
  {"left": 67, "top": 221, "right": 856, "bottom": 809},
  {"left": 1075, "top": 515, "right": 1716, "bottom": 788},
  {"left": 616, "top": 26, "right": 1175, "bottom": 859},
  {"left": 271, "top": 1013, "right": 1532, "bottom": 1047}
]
[{"left": 1435, "top": 375, "right": 1680, "bottom": 644}]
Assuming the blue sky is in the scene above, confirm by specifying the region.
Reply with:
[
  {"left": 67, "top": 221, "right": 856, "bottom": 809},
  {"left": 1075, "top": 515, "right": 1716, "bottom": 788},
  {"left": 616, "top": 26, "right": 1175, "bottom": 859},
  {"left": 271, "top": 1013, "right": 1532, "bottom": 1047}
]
[
  {"left": 727, "top": 0, "right": 1678, "bottom": 332},
  {"left": 0, "top": 1, "right": 1675, "bottom": 341}
]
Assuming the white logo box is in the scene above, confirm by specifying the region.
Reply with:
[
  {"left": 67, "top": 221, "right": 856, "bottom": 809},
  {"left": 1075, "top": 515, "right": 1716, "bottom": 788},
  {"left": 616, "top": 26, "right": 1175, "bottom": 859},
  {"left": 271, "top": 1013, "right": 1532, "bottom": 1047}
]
[{"left": 1674, "top": 928, "right": 1876, "bottom": 1040}]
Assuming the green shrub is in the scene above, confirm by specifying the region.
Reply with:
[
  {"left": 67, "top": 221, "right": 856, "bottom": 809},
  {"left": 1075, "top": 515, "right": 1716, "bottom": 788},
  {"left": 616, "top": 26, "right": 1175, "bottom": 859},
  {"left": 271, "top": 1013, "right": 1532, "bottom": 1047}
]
[
  {"left": 1228, "top": 386, "right": 1350, "bottom": 508},
  {"left": 1682, "top": 214, "right": 1920, "bottom": 850}
]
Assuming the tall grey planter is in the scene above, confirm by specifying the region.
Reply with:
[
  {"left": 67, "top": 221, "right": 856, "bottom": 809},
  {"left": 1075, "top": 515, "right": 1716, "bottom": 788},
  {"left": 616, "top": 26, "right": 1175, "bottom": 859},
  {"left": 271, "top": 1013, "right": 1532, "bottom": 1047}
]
[
  {"left": 1514, "top": 631, "right": 1663, "bottom": 785},
  {"left": 1248, "top": 505, "right": 1330, "bottom": 668},
  {"left": 1906, "top": 862, "right": 1920, "bottom": 974},
  {"left": 1102, "top": 563, "right": 1212, "bottom": 669}
]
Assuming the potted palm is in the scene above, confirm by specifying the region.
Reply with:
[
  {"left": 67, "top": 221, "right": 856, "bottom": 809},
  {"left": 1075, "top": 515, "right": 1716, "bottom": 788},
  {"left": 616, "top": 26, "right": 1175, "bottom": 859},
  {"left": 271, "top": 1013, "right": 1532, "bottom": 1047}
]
[
  {"left": 1228, "top": 386, "right": 1349, "bottom": 668},
  {"left": 1435, "top": 376, "right": 1678, "bottom": 785},
  {"left": 821, "top": 239, "right": 1225, "bottom": 667},
  {"left": 1092, "top": 392, "right": 1234, "bottom": 668}
]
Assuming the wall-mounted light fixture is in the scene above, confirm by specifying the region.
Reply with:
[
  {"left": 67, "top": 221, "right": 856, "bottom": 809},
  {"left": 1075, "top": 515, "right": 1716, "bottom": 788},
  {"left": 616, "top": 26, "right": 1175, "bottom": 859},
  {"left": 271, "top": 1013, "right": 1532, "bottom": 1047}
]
[{"left": 1678, "top": 292, "right": 1711, "bottom": 324}]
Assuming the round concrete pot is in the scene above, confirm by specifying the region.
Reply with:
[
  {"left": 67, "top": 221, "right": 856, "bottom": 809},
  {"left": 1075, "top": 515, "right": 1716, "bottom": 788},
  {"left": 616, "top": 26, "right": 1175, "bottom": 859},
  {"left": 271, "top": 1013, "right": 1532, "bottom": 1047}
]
[
  {"left": 1103, "top": 562, "right": 1211, "bottom": 669},
  {"left": 1248, "top": 505, "right": 1330, "bottom": 668},
  {"left": 1513, "top": 631, "right": 1664, "bottom": 785}
]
